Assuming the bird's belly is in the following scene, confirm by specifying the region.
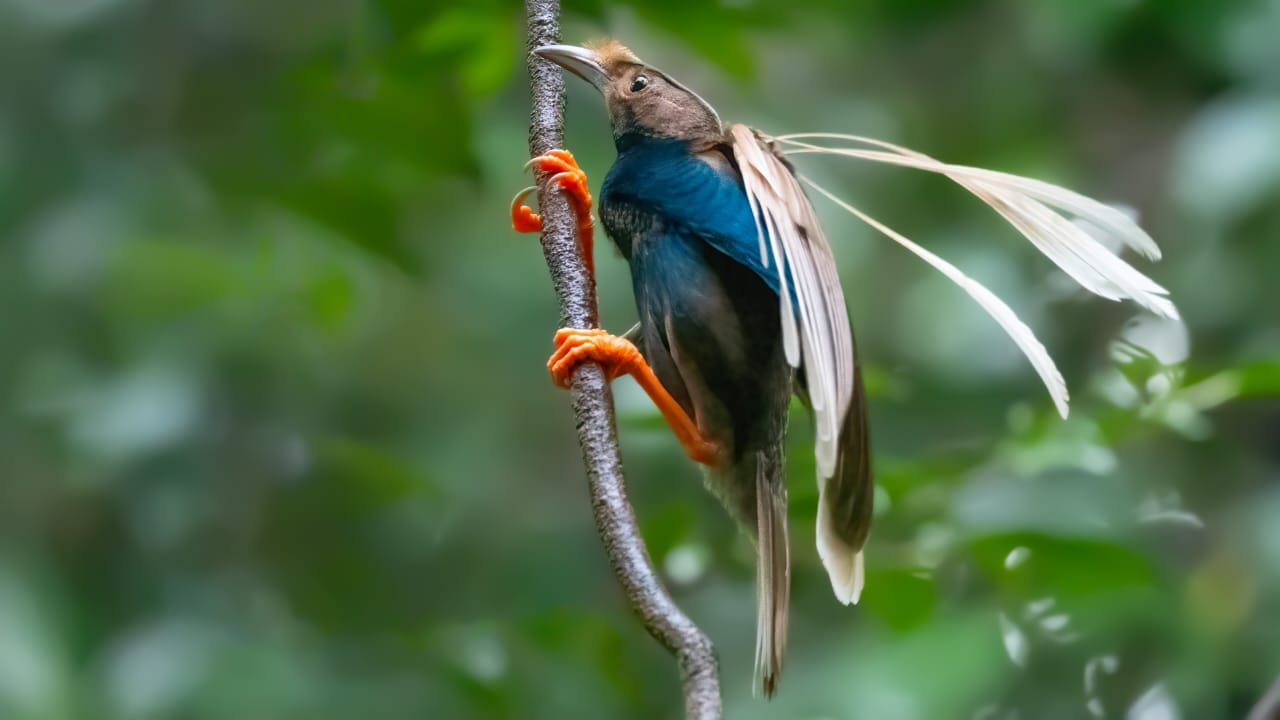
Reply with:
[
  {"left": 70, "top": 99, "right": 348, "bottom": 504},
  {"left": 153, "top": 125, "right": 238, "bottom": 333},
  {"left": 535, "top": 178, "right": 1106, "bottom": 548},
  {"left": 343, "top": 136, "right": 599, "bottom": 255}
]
[{"left": 629, "top": 232, "right": 791, "bottom": 461}]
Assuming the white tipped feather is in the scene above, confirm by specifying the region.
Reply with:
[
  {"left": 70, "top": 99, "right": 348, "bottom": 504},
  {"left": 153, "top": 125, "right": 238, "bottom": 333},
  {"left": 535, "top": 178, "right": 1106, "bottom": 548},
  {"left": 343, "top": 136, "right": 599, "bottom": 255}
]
[
  {"left": 802, "top": 178, "right": 1071, "bottom": 418},
  {"left": 818, "top": 499, "right": 865, "bottom": 604},
  {"left": 850, "top": 550, "right": 864, "bottom": 604}
]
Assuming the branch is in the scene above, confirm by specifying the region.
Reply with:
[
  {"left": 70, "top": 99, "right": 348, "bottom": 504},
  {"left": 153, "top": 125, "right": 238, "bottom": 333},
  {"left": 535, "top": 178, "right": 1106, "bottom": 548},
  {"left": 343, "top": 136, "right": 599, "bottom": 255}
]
[{"left": 522, "top": 3, "right": 722, "bottom": 718}]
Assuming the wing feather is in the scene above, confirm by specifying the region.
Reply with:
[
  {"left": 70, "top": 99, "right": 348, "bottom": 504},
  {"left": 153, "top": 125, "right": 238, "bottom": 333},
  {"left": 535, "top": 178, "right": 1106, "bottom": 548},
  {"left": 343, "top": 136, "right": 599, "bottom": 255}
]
[
  {"left": 730, "top": 124, "right": 865, "bottom": 601},
  {"left": 732, "top": 125, "right": 851, "bottom": 476}
]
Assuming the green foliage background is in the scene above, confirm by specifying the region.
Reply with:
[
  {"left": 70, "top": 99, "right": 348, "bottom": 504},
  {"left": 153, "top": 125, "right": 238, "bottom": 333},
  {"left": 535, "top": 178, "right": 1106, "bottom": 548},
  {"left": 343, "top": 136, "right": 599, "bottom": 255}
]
[{"left": 1, "top": 0, "right": 1278, "bottom": 718}]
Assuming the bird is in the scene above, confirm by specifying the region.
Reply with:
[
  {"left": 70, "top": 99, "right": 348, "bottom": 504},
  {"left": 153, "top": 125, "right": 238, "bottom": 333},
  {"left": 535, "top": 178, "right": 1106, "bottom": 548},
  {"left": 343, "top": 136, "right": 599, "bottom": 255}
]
[{"left": 511, "top": 39, "right": 1175, "bottom": 697}]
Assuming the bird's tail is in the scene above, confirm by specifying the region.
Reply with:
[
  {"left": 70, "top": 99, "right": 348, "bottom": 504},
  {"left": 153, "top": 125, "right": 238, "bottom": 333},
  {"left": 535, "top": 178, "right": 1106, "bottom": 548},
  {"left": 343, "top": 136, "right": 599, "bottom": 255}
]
[
  {"left": 750, "top": 448, "right": 790, "bottom": 698},
  {"left": 816, "top": 364, "right": 874, "bottom": 605}
]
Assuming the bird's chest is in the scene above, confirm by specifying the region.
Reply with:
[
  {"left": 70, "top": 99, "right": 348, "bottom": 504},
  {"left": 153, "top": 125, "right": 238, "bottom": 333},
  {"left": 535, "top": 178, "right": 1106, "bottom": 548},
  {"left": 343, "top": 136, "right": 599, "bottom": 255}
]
[
  {"left": 599, "top": 156, "right": 681, "bottom": 262},
  {"left": 598, "top": 143, "right": 776, "bottom": 327},
  {"left": 598, "top": 144, "right": 742, "bottom": 261},
  {"left": 599, "top": 167, "right": 744, "bottom": 319}
]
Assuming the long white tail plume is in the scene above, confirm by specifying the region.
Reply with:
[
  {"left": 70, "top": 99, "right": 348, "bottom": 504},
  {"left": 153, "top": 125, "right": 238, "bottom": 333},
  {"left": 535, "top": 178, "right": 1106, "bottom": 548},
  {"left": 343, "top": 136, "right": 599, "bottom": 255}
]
[
  {"left": 773, "top": 134, "right": 1176, "bottom": 321},
  {"left": 802, "top": 177, "right": 1071, "bottom": 418},
  {"left": 771, "top": 132, "right": 1177, "bottom": 416}
]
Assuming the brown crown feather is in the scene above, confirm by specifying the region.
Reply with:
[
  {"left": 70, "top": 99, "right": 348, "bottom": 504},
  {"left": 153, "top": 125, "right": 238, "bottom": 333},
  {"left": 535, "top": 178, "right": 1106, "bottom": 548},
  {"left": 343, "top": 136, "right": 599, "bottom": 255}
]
[{"left": 585, "top": 38, "right": 642, "bottom": 73}]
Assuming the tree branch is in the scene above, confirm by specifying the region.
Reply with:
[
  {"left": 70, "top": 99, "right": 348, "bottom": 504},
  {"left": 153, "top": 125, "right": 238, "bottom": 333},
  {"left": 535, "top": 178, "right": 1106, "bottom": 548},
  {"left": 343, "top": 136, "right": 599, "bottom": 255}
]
[{"left": 522, "top": 3, "right": 722, "bottom": 718}]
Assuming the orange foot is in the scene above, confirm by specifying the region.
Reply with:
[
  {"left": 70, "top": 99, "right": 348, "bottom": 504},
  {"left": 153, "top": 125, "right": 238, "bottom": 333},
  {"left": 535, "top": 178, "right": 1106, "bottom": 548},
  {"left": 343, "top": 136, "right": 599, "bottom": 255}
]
[
  {"left": 549, "top": 328, "right": 721, "bottom": 467},
  {"left": 512, "top": 150, "right": 596, "bottom": 280}
]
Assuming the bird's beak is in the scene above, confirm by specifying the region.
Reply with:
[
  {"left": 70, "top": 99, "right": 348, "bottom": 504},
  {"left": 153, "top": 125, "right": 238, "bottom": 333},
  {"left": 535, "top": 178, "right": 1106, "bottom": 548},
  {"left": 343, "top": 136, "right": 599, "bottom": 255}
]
[{"left": 533, "top": 44, "right": 608, "bottom": 93}]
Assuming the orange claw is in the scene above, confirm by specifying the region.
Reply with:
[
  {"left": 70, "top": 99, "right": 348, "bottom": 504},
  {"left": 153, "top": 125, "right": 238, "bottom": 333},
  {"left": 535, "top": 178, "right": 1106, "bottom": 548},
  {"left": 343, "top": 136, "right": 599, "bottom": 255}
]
[
  {"left": 511, "top": 187, "right": 542, "bottom": 233},
  {"left": 513, "top": 150, "right": 596, "bottom": 282},
  {"left": 548, "top": 328, "right": 721, "bottom": 468}
]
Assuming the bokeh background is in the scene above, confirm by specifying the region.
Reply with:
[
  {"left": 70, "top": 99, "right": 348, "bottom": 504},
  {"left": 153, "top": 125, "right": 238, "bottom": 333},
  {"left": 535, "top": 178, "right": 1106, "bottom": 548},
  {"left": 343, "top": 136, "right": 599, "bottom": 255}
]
[{"left": 2, "top": 0, "right": 1279, "bottom": 718}]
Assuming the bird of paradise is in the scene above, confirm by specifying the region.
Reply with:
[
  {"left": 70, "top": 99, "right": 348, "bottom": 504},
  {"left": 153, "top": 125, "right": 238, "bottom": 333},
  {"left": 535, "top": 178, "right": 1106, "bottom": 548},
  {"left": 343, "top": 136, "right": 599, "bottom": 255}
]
[{"left": 512, "top": 39, "right": 1176, "bottom": 696}]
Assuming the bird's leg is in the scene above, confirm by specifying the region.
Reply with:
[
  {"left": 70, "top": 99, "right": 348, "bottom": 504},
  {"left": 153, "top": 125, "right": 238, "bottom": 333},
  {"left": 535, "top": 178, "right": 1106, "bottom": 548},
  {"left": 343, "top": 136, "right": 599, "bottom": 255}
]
[
  {"left": 517, "top": 155, "right": 716, "bottom": 465},
  {"left": 511, "top": 150, "right": 596, "bottom": 282},
  {"left": 548, "top": 328, "right": 721, "bottom": 468}
]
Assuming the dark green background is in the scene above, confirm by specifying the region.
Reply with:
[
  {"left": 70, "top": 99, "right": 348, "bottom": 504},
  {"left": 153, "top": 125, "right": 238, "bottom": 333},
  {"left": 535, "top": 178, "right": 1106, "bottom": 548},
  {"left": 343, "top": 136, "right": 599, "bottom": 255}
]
[{"left": 1, "top": 0, "right": 1277, "bottom": 718}]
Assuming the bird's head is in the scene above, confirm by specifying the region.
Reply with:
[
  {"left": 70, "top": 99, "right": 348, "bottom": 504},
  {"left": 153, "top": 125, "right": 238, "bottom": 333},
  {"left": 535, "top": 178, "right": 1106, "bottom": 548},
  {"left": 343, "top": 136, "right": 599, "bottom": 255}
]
[{"left": 534, "top": 40, "right": 723, "bottom": 148}]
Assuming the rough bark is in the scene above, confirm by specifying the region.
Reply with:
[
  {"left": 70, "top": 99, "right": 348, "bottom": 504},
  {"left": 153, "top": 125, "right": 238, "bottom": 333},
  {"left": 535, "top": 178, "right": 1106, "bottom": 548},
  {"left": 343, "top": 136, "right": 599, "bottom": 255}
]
[{"left": 522, "top": 2, "right": 722, "bottom": 718}]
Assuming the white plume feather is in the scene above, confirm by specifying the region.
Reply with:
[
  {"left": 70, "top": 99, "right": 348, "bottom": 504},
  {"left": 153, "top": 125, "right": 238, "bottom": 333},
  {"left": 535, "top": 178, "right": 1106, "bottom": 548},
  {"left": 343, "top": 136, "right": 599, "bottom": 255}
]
[
  {"left": 774, "top": 134, "right": 1175, "bottom": 319},
  {"left": 802, "top": 178, "right": 1071, "bottom": 418},
  {"left": 767, "top": 131, "right": 1177, "bottom": 416},
  {"left": 775, "top": 133, "right": 1165, "bottom": 261}
]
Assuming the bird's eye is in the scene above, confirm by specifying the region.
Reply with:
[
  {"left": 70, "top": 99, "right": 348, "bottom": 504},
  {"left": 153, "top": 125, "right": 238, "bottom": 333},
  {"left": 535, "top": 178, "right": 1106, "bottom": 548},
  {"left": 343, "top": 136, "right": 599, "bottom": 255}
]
[{"left": 629, "top": 75, "right": 649, "bottom": 93}]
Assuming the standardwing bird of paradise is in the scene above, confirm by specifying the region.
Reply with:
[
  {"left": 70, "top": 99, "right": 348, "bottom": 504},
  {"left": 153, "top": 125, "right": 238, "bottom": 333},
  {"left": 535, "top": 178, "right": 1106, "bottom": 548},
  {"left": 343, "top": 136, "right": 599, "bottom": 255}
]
[{"left": 510, "top": 39, "right": 1177, "bottom": 696}]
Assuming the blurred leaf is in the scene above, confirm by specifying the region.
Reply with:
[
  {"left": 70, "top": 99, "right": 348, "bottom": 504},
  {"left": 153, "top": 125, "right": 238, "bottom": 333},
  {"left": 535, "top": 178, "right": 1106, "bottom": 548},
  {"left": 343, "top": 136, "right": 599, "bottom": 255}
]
[
  {"left": 261, "top": 437, "right": 435, "bottom": 631},
  {"left": 862, "top": 567, "right": 936, "bottom": 630},
  {"left": 971, "top": 533, "right": 1159, "bottom": 599},
  {"left": 1233, "top": 360, "right": 1280, "bottom": 397},
  {"left": 413, "top": 7, "right": 519, "bottom": 97}
]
